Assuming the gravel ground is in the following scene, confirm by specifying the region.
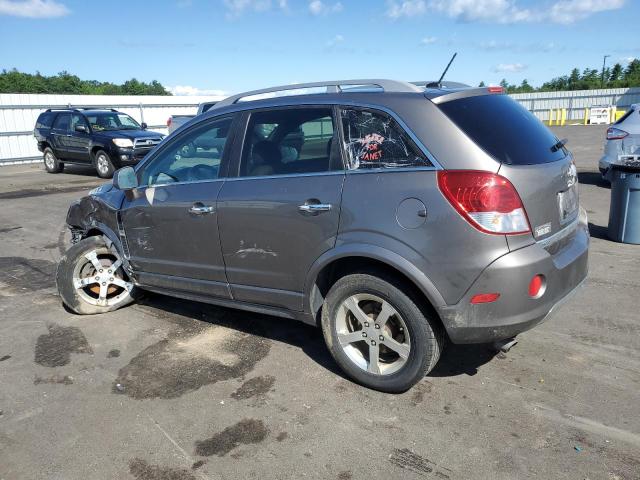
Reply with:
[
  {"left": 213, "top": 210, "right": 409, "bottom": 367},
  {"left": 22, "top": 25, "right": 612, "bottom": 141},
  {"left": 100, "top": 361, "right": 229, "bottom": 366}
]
[{"left": 0, "top": 125, "right": 638, "bottom": 480}]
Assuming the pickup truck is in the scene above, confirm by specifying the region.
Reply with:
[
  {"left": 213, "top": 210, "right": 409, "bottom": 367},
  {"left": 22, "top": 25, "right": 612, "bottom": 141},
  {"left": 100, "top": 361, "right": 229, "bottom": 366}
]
[{"left": 166, "top": 101, "right": 217, "bottom": 134}]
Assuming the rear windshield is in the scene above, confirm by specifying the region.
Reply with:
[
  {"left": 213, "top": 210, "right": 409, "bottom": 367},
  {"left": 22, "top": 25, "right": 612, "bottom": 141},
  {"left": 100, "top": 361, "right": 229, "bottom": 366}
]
[
  {"left": 438, "top": 94, "right": 566, "bottom": 165},
  {"left": 614, "top": 107, "right": 635, "bottom": 125}
]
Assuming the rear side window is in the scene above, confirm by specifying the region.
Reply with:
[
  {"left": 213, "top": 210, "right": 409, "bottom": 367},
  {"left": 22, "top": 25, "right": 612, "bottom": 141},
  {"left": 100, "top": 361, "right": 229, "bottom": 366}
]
[
  {"left": 240, "top": 107, "right": 337, "bottom": 177},
  {"left": 52, "top": 113, "right": 72, "bottom": 132},
  {"left": 615, "top": 107, "right": 635, "bottom": 125},
  {"left": 36, "top": 112, "right": 55, "bottom": 129},
  {"left": 438, "top": 95, "right": 566, "bottom": 165},
  {"left": 340, "top": 108, "right": 432, "bottom": 170}
]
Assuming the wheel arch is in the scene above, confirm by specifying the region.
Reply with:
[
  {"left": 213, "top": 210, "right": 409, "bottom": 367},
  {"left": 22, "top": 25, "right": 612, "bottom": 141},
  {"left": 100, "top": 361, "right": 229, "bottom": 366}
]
[{"left": 305, "top": 245, "right": 447, "bottom": 330}]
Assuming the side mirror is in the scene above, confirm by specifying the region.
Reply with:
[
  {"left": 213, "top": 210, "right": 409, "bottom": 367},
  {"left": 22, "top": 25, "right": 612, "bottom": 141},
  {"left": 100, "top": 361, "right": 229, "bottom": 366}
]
[
  {"left": 113, "top": 166, "right": 139, "bottom": 191},
  {"left": 75, "top": 124, "right": 88, "bottom": 133},
  {"left": 141, "top": 122, "right": 148, "bottom": 130}
]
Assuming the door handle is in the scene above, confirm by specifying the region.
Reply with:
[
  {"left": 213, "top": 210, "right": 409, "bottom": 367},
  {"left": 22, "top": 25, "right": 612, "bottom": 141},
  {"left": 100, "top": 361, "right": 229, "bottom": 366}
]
[
  {"left": 189, "top": 204, "right": 215, "bottom": 215},
  {"left": 298, "top": 203, "right": 332, "bottom": 214}
]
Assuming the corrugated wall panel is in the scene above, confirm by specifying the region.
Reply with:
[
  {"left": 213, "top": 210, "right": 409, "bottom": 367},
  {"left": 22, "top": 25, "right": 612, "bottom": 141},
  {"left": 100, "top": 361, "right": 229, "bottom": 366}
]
[{"left": 0, "top": 93, "right": 224, "bottom": 163}]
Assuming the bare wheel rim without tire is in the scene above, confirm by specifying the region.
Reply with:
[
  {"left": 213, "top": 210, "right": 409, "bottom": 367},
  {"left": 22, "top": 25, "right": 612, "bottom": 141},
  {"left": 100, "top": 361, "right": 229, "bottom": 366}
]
[
  {"left": 335, "top": 293, "right": 411, "bottom": 375},
  {"left": 44, "top": 151, "right": 55, "bottom": 169},
  {"left": 72, "top": 246, "right": 133, "bottom": 307},
  {"left": 96, "top": 154, "right": 110, "bottom": 175}
]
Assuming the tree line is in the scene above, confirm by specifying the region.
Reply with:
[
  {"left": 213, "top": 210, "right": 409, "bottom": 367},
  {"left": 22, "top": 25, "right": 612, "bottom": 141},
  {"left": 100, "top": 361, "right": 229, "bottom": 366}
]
[
  {"left": 479, "top": 58, "right": 640, "bottom": 93},
  {"left": 0, "top": 69, "right": 171, "bottom": 95}
]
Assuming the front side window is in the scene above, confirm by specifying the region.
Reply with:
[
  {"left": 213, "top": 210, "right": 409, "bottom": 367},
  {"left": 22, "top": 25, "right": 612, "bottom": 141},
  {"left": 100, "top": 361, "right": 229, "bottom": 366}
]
[
  {"left": 240, "top": 107, "right": 337, "bottom": 177},
  {"left": 71, "top": 114, "right": 88, "bottom": 131},
  {"left": 86, "top": 112, "right": 140, "bottom": 131},
  {"left": 340, "top": 108, "right": 432, "bottom": 170},
  {"left": 139, "top": 116, "right": 233, "bottom": 186}
]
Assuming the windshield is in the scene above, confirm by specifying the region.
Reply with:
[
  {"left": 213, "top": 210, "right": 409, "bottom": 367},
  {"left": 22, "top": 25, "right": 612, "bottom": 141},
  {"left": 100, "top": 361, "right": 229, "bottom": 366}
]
[{"left": 86, "top": 112, "right": 141, "bottom": 131}]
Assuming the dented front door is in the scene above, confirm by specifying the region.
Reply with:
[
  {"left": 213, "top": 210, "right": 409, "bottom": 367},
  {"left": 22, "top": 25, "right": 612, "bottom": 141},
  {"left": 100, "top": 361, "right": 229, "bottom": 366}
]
[{"left": 120, "top": 181, "right": 230, "bottom": 298}]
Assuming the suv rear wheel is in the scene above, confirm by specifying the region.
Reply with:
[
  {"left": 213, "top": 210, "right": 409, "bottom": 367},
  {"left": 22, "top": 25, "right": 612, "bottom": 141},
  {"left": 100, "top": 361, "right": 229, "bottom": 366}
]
[
  {"left": 43, "top": 147, "right": 63, "bottom": 173},
  {"left": 321, "top": 273, "right": 444, "bottom": 392},
  {"left": 56, "top": 236, "right": 137, "bottom": 315},
  {"left": 94, "top": 150, "right": 115, "bottom": 178}
]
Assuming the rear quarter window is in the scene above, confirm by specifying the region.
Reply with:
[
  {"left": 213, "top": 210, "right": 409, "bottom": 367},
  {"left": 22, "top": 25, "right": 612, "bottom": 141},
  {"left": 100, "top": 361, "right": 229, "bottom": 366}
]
[
  {"left": 35, "top": 112, "right": 55, "bottom": 129},
  {"left": 438, "top": 94, "right": 566, "bottom": 165}
]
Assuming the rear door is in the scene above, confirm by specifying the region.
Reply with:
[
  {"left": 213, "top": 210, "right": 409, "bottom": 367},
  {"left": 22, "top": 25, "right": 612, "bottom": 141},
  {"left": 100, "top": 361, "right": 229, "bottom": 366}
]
[
  {"left": 120, "top": 114, "right": 237, "bottom": 298},
  {"left": 438, "top": 94, "right": 577, "bottom": 241},
  {"left": 216, "top": 106, "right": 344, "bottom": 311},
  {"left": 50, "top": 113, "right": 72, "bottom": 159}
]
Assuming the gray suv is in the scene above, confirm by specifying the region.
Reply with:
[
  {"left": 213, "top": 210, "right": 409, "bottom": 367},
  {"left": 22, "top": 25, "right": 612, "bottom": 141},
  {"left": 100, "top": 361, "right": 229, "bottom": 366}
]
[{"left": 56, "top": 80, "right": 589, "bottom": 392}]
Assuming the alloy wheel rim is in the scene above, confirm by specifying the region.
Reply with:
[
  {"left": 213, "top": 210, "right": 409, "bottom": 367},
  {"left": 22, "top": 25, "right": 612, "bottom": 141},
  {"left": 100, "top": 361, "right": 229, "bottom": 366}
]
[
  {"left": 97, "top": 155, "right": 109, "bottom": 175},
  {"left": 335, "top": 293, "right": 411, "bottom": 375},
  {"left": 44, "top": 152, "right": 55, "bottom": 169},
  {"left": 72, "top": 246, "right": 133, "bottom": 307}
]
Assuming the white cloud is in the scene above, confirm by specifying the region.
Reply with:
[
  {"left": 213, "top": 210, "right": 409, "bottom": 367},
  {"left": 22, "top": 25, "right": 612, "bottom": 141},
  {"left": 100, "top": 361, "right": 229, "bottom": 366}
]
[
  {"left": 386, "top": 0, "right": 426, "bottom": 18},
  {"left": 421, "top": 36, "right": 437, "bottom": 45},
  {"left": 494, "top": 63, "right": 527, "bottom": 73},
  {"left": 325, "top": 33, "right": 344, "bottom": 48},
  {"left": 479, "top": 39, "right": 557, "bottom": 53},
  {"left": 0, "top": 0, "right": 69, "bottom": 18},
  {"left": 386, "top": 0, "right": 625, "bottom": 24},
  {"left": 223, "top": 0, "right": 287, "bottom": 18},
  {"left": 549, "top": 0, "right": 625, "bottom": 24},
  {"left": 168, "top": 85, "right": 228, "bottom": 97},
  {"left": 309, "top": 0, "right": 342, "bottom": 15}
]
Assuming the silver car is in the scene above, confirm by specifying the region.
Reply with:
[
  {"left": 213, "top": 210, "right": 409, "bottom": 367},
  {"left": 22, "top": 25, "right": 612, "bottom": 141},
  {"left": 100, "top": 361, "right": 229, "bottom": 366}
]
[
  {"left": 600, "top": 103, "right": 640, "bottom": 177},
  {"left": 56, "top": 79, "right": 589, "bottom": 392}
]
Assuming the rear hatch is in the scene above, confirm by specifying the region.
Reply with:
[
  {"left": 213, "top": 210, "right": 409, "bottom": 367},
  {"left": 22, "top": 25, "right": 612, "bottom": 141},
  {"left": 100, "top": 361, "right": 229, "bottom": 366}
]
[{"left": 438, "top": 93, "right": 578, "bottom": 240}]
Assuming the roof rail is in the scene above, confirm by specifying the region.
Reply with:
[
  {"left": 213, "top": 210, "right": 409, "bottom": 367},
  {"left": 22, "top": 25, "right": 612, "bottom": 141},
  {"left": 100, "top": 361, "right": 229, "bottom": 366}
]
[
  {"left": 44, "top": 107, "right": 119, "bottom": 112},
  {"left": 213, "top": 79, "right": 423, "bottom": 109},
  {"left": 411, "top": 80, "right": 470, "bottom": 89}
]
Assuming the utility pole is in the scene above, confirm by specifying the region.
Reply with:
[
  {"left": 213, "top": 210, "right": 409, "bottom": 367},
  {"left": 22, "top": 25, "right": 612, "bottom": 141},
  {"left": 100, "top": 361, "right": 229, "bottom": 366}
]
[{"left": 601, "top": 54, "right": 610, "bottom": 88}]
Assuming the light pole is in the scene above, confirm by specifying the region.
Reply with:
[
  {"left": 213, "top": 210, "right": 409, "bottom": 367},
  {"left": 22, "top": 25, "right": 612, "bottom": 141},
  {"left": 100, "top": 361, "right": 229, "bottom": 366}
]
[{"left": 601, "top": 54, "right": 610, "bottom": 88}]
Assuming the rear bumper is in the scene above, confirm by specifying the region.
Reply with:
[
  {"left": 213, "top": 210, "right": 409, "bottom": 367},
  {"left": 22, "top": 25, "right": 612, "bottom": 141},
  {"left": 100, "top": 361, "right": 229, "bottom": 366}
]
[{"left": 438, "top": 209, "right": 589, "bottom": 344}]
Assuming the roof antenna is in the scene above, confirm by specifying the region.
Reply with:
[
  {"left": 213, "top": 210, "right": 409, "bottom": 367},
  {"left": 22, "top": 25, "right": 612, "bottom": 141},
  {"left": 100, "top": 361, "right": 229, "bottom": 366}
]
[{"left": 436, "top": 52, "right": 458, "bottom": 88}]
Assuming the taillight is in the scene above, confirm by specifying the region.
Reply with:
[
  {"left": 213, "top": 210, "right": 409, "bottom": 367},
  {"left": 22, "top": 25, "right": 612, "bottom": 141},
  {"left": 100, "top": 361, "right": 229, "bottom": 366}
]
[
  {"left": 607, "top": 127, "right": 628, "bottom": 140},
  {"left": 487, "top": 86, "right": 504, "bottom": 94},
  {"left": 166, "top": 117, "right": 172, "bottom": 127},
  {"left": 437, "top": 170, "right": 530, "bottom": 235}
]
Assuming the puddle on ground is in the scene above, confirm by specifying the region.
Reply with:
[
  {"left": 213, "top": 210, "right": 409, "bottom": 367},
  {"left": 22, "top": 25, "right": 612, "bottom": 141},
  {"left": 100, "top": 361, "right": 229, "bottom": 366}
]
[
  {"left": 129, "top": 458, "right": 196, "bottom": 480},
  {"left": 194, "top": 418, "right": 268, "bottom": 457},
  {"left": 0, "top": 257, "right": 56, "bottom": 295},
  {"left": 231, "top": 375, "right": 276, "bottom": 400},
  {"left": 34, "top": 324, "right": 93, "bottom": 367},
  {"left": 113, "top": 321, "right": 270, "bottom": 399}
]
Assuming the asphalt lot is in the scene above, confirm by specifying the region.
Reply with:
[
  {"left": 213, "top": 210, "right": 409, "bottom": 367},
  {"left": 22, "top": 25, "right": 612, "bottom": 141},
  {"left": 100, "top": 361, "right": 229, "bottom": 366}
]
[{"left": 0, "top": 125, "right": 639, "bottom": 480}]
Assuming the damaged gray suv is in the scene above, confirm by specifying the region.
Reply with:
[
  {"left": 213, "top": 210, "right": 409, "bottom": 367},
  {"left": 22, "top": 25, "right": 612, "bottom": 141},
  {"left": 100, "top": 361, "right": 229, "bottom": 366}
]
[{"left": 57, "top": 80, "right": 589, "bottom": 392}]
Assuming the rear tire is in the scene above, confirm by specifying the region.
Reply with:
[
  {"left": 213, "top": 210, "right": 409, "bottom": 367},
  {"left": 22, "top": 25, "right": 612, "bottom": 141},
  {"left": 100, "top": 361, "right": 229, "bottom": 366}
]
[
  {"left": 94, "top": 150, "right": 115, "bottom": 178},
  {"left": 43, "top": 147, "right": 63, "bottom": 173},
  {"left": 321, "top": 273, "right": 444, "bottom": 393},
  {"left": 56, "top": 236, "right": 137, "bottom": 315}
]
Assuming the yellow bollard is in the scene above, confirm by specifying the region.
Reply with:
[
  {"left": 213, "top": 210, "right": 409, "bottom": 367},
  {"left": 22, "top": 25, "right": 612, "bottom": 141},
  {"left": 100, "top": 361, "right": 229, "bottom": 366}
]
[
  {"left": 556, "top": 108, "right": 561, "bottom": 126},
  {"left": 584, "top": 107, "right": 589, "bottom": 125},
  {"left": 561, "top": 108, "right": 566, "bottom": 126},
  {"left": 548, "top": 109, "right": 554, "bottom": 126}
]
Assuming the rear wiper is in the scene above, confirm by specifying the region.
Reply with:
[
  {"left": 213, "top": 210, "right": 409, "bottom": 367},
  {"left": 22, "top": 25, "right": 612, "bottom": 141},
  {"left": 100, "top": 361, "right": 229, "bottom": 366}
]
[{"left": 551, "top": 138, "right": 568, "bottom": 152}]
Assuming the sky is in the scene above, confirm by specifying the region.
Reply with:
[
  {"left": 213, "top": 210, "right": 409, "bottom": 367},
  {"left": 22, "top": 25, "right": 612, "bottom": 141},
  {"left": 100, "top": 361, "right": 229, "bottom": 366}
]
[{"left": 0, "top": 0, "right": 638, "bottom": 95}]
